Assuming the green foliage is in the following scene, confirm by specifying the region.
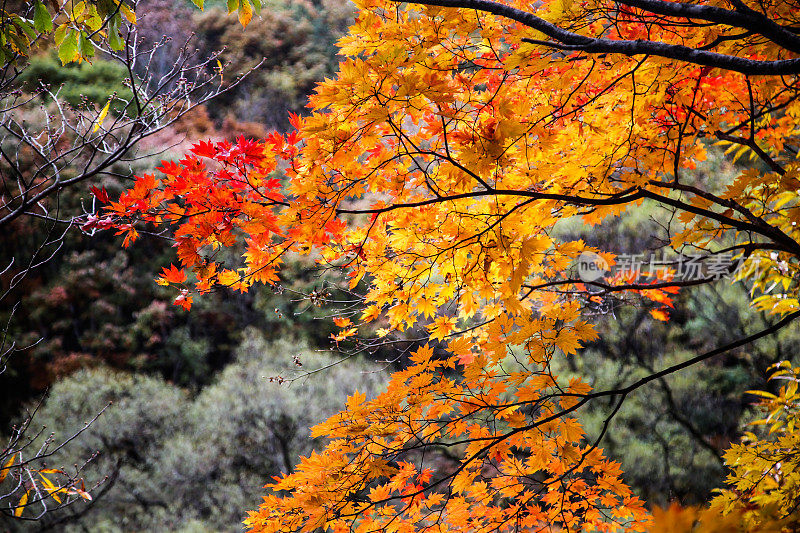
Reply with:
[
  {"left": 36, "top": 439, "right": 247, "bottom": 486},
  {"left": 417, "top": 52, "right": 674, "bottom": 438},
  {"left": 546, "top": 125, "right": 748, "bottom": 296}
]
[
  {"left": 0, "top": 5, "right": 41, "bottom": 65},
  {"left": 0, "top": 119, "right": 365, "bottom": 428},
  {"left": 5, "top": 237, "right": 252, "bottom": 388},
  {"left": 16, "top": 53, "right": 133, "bottom": 111},
  {"left": 7, "top": 334, "right": 386, "bottom": 531},
  {"left": 33, "top": 2, "right": 53, "bottom": 33},
  {"left": 0, "top": 0, "right": 314, "bottom": 523},
  {"left": 0, "top": 368, "right": 189, "bottom": 531},
  {"left": 192, "top": 0, "right": 353, "bottom": 130},
  {"left": 0, "top": 0, "right": 132, "bottom": 66}
]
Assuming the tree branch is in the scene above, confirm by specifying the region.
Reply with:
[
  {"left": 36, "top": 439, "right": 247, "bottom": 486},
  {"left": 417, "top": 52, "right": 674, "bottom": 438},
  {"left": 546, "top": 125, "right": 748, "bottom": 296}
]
[{"left": 392, "top": 0, "right": 800, "bottom": 75}]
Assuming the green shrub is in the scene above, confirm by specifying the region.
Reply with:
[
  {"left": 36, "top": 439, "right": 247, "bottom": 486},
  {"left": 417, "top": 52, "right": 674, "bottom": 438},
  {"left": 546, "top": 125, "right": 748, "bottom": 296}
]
[
  {"left": 17, "top": 53, "right": 133, "bottom": 112},
  {"left": 13, "top": 333, "right": 386, "bottom": 531}
]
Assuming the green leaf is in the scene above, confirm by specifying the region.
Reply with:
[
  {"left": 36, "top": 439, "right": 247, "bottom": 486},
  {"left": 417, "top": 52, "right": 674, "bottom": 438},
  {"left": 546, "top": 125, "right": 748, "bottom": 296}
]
[
  {"left": 190, "top": 0, "right": 203, "bottom": 10},
  {"left": 251, "top": 0, "right": 261, "bottom": 16},
  {"left": 227, "top": 0, "right": 238, "bottom": 14},
  {"left": 108, "top": 16, "right": 124, "bottom": 50},
  {"left": 78, "top": 31, "right": 94, "bottom": 60},
  {"left": 16, "top": 17, "right": 37, "bottom": 40},
  {"left": 33, "top": 1, "right": 54, "bottom": 33},
  {"left": 58, "top": 29, "right": 79, "bottom": 64},
  {"left": 85, "top": 13, "right": 104, "bottom": 32}
]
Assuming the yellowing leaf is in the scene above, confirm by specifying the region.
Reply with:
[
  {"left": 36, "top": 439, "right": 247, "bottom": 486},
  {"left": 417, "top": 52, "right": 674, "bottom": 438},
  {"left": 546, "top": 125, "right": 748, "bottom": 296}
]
[
  {"left": 0, "top": 454, "right": 15, "bottom": 484},
  {"left": 118, "top": 2, "right": 136, "bottom": 24},
  {"left": 14, "top": 491, "right": 29, "bottom": 517},
  {"left": 238, "top": 0, "right": 253, "bottom": 27},
  {"left": 57, "top": 29, "right": 80, "bottom": 64},
  {"left": 93, "top": 98, "right": 111, "bottom": 133},
  {"left": 38, "top": 473, "right": 62, "bottom": 503}
]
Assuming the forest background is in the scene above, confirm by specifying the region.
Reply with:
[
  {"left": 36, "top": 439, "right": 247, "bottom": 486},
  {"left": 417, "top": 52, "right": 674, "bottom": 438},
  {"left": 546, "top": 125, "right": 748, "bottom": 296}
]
[{"left": 1, "top": 0, "right": 799, "bottom": 531}]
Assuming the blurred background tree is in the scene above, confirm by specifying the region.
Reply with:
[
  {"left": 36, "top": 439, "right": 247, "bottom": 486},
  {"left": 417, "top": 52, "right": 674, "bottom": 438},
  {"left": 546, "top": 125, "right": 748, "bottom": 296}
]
[
  {"left": 4, "top": 334, "right": 385, "bottom": 532},
  {"left": 192, "top": 0, "right": 353, "bottom": 131}
]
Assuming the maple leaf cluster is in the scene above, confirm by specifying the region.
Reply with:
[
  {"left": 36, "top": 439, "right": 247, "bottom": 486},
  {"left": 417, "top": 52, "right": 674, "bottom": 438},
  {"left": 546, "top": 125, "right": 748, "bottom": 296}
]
[
  {"left": 109, "top": 136, "right": 293, "bottom": 308},
  {"left": 711, "top": 362, "right": 800, "bottom": 530},
  {"left": 106, "top": 0, "right": 800, "bottom": 531}
]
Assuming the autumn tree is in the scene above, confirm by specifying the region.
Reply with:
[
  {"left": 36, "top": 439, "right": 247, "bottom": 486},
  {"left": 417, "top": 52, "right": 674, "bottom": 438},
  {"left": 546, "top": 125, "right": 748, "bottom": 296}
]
[{"left": 109, "top": 0, "right": 800, "bottom": 530}]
